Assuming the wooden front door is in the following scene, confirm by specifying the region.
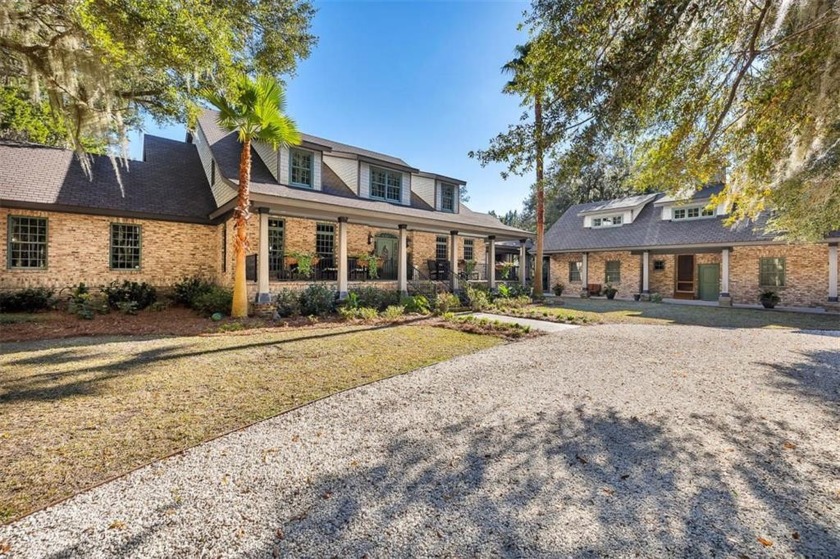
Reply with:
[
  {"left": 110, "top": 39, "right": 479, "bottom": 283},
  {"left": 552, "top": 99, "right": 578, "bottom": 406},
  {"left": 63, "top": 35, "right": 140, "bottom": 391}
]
[{"left": 675, "top": 254, "right": 695, "bottom": 299}]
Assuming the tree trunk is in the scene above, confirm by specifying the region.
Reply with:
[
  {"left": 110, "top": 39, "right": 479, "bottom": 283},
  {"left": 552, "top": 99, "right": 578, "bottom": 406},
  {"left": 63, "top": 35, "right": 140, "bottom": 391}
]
[
  {"left": 534, "top": 94, "right": 545, "bottom": 296},
  {"left": 231, "top": 137, "right": 252, "bottom": 318}
]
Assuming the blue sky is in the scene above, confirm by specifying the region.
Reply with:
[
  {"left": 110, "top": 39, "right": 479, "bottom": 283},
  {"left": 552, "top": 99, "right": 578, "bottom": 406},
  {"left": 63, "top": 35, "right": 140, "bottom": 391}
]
[{"left": 133, "top": 0, "right": 533, "bottom": 215}]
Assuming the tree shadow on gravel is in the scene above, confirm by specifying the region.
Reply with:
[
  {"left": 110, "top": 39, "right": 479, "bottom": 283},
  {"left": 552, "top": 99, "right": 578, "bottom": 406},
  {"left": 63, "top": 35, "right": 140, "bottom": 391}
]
[
  {"left": 253, "top": 407, "right": 839, "bottom": 558},
  {"left": 760, "top": 349, "right": 840, "bottom": 419}
]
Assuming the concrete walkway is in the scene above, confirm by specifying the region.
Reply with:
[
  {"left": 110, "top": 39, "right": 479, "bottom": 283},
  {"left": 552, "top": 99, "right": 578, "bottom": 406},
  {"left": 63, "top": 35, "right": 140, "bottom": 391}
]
[{"left": 469, "top": 312, "right": 580, "bottom": 333}]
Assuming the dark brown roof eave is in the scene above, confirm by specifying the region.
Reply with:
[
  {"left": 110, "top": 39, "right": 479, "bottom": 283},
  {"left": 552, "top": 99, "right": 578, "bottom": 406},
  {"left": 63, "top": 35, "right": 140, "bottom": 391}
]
[{"left": 0, "top": 199, "right": 215, "bottom": 225}]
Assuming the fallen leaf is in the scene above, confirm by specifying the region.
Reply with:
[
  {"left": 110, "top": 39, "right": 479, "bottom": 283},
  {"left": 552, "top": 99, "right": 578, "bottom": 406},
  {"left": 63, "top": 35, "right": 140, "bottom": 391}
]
[
  {"left": 322, "top": 490, "right": 332, "bottom": 500},
  {"left": 108, "top": 520, "right": 126, "bottom": 531},
  {"left": 602, "top": 488, "right": 615, "bottom": 496},
  {"left": 757, "top": 537, "right": 773, "bottom": 547},
  {"left": 275, "top": 528, "right": 284, "bottom": 540},
  {"left": 291, "top": 435, "right": 300, "bottom": 442},
  {"left": 0, "top": 540, "right": 11, "bottom": 554},
  {"left": 792, "top": 531, "right": 800, "bottom": 540},
  {"left": 783, "top": 441, "right": 797, "bottom": 450}
]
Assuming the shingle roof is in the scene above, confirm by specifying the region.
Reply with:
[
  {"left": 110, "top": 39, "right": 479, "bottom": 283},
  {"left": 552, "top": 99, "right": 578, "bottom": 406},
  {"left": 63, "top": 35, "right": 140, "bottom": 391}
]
[
  {"left": 545, "top": 192, "right": 777, "bottom": 252},
  {"left": 303, "top": 133, "right": 415, "bottom": 170},
  {"left": 0, "top": 136, "right": 216, "bottom": 222},
  {"left": 197, "top": 110, "right": 530, "bottom": 238}
]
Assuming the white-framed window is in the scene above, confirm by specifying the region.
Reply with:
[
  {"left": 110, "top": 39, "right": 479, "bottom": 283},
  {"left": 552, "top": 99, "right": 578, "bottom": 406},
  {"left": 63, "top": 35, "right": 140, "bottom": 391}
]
[
  {"left": 673, "top": 205, "right": 715, "bottom": 220},
  {"left": 290, "top": 148, "right": 314, "bottom": 188},
  {"left": 592, "top": 215, "right": 623, "bottom": 228},
  {"left": 441, "top": 182, "right": 456, "bottom": 212},
  {"left": 370, "top": 166, "right": 402, "bottom": 202}
]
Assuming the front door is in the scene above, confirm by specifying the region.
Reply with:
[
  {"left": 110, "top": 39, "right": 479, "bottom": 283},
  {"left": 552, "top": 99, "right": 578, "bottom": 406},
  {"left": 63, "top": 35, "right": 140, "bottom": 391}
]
[
  {"left": 374, "top": 236, "right": 397, "bottom": 279},
  {"left": 698, "top": 264, "right": 720, "bottom": 301},
  {"left": 675, "top": 254, "right": 695, "bottom": 299}
]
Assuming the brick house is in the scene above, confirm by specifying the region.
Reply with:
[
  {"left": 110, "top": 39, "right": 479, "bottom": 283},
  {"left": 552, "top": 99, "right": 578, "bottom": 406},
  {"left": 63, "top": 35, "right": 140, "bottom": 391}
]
[
  {"left": 0, "top": 109, "right": 532, "bottom": 300},
  {"left": 544, "top": 187, "right": 839, "bottom": 309}
]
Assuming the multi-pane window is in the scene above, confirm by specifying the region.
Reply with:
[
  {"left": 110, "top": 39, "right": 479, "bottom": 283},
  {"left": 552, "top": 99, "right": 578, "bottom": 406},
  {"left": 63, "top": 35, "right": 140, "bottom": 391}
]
[
  {"left": 605, "top": 260, "right": 621, "bottom": 283},
  {"left": 8, "top": 216, "right": 47, "bottom": 269},
  {"left": 569, "top": 261, "right": 582, "bottom": 282},
  {"left": 673, "top": 206, "right": 715, "bottom": 220},
  {"left": 315, "top": 223, "right": 335, "bottom": 260},
  {"left": 654, "top": 259, "right": 666, "bottom": 271},
  {"left": 463, "top": 239, "right": 474, "bottom": 261},
  {"left": 110, "top": 224, "right": 141, "bottom": 270},
  {"left": 268, "top": 219, "right": 284, "bottom": 274},
  {"left": 592, "top": 215, "right": 622, "bottom": 227},
  {"left": 759, "top": 257, "right": 786, "bottom": 287},
  {"left": 290, "top": 149, "right": 313, "bottom": 187},
  {"left": 435, "top": 236, "right": 448, "bottom": 260},
  {"left": 370, "top": 167, "right": 402, "bottom": 202},
  {"left": 441, "top": 183, "right": 456, "bottom": 212}
]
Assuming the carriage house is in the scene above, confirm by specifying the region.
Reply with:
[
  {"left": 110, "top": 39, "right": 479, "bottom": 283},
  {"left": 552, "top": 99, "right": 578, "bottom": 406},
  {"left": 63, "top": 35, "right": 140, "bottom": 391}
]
[{"left": 0, "top": 109, "right": 532, "bottom": 301}]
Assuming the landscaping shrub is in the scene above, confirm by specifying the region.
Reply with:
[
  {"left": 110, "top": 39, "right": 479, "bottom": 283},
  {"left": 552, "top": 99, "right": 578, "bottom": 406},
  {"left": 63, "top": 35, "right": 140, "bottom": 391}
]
[
  {"left": 274, "top": 288, "right": 301, "bottom": 318},
  {"left": 116, "top": 301, "right": 139, "bottom": 315},
  {"left": 0, "top": 287, "right": 54, "bottom": 313},
  {"left": 433, "top": 292, "right": 460, "bottom": 314},
  {"left": 381, "top": 305, "right": 405, "bottom": 320},
  {"left": 493, "top": 295, "right": 532, "bottom": 309},
  {"left": 465, "top": 285, "right": 490, "bottom": 311},
  {"left": 102, "top": 280, "right": 157, "bottom": 310},
  {"left": 299, "top": 284, "right": 336, "bottom": 316},
  {"left": 400, "top": 294, "right": 430, "bottom": 314},
  {"left": 192, "top": 286, "right": 233, "bottom": 316},
  {"left": 339, "top": 306, "right": 379, "bottom": 320},
  {"left": 173, "top": 276, "right": 214, "bottom": 307},
  {"left": 349, "top": 286, "right": 399, "bottom": 311}
]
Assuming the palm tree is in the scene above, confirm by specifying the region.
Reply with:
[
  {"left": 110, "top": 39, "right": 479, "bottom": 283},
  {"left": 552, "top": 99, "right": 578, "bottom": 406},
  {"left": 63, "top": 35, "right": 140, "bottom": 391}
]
[
  {"left": 203, "top": 75, "right": 301, "bottom": 317},
  {"left": 502, "top": 43, "right": 545, "bottom": 295}
]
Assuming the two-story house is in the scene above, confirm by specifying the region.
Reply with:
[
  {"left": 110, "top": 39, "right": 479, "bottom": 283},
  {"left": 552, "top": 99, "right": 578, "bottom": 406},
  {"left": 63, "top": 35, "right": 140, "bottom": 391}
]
[
  {"left": 544, "top": 186, "right": 839, "bottom": 309},
  {"left": 0, "top": 109, "right": 532, "bottom": 301}
]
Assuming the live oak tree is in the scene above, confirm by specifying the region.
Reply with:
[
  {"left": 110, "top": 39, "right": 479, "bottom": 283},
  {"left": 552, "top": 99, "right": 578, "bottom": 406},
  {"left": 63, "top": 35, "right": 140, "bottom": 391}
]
[
  {"left": 0, "top": 0, "right": 315, "bottom": 157},
  {"left": 203, "top": 75, "right": 300, "bottom": 318},
  {"left": 521, "top": 0, "right": 840, "bottom": 241}
]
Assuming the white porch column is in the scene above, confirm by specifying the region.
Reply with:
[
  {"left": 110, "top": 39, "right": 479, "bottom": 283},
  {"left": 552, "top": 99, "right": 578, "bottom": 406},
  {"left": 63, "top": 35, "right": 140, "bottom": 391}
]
[
  {"left": 719, "top": 247, "right": 732, "bottom": 306},
  {"left": 581, "top": 252, "right": 589, "bottom": 295},
  {"left": 519, "top": 239, "right": 528, "bottom": 287},
  {"left": 488, "top": 236, "right": 496, "bottom": 290},
  {"left": 337, "top": 217, "right": 348, "bottom": 299},
  {"left": 642, "top": 250, "right": 650, "bottom": 294},
  {"left": 398, "top": 224, "right": 408, "bottom": 295},
  {"left": 829, "top": 243, "right": 838, "bottom": 302},
  {"left": 256, "top": 208, "right": 271, "bottom": 303},
  {"left": 449, "top": 230, "right": 459, "bottom": 291}
]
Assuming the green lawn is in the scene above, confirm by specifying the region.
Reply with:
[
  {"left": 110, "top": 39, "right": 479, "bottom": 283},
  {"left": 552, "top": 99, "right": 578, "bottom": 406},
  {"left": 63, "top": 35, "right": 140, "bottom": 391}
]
[
  {"left": 517, "top": 297, "right": 840, "bottom": 330},
  {"left": 0, "top": 324, "right": 501, "bottom": 524}
]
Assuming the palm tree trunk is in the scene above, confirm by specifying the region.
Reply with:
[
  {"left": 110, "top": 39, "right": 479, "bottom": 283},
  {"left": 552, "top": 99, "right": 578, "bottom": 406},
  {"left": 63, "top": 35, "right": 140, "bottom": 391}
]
[
  {"left": 232, "top": 137, "right": 252, "bottom": 318},
  {"left": 534, "top": 94, "right": 545, "bottom": 296}
]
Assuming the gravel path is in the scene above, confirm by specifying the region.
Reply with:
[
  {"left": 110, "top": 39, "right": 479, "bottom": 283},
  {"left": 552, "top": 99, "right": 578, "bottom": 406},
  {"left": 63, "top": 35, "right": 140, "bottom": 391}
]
[
  {"left": 469, "top": 312, "right": 580, "bottom": 332},
  {"left": 2, "top": 324, "right": 839, "bottom": 558}
]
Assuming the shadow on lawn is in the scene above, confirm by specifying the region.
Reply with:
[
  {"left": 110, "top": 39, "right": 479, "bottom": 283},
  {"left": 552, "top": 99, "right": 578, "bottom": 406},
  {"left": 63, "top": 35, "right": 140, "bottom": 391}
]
[
  {"left": 252, "top": 406, "right": 838, "bottom": 558},
  {"left": 0, "top": 322, "right": 414, "bottom": 405},
  {"left": 557, "top": 298, "right": 840, "bottom": 330}
]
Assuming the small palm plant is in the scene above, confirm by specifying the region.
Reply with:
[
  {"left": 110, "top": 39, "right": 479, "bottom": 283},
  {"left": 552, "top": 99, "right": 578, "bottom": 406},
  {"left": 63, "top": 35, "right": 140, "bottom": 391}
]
[{"left": 202, "top": 75, "right": 300, "bottom": 317}]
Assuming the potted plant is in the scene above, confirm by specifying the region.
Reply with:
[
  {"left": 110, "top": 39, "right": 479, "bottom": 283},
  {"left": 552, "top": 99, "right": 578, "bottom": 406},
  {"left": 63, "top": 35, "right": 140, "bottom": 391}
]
[
  {"left": 552, "top": 282, "right": 565, "bottom": 296},
  {"left": 463, "top": 259, "right": 477, "bottom": 279},
  {"left": 580, "top": 287, "right": 590, "bottom": 299},
  {"left": 603, "top": 284, "right": 618, "bottom": 300},
  {"left": 356, "top": 253, "right": 380, "bottom": 279},
  {"left": 633, "top": 293, "right": 641, "bottom": 301},
  {"left": 759, "top": 289, "right": 780, "bottom": 309},
  {"left": 496, "top": 261, "right": 515, "bottom": 280},
  {"left": 288, "top": 251, "right": 316, "bottom": 278}
]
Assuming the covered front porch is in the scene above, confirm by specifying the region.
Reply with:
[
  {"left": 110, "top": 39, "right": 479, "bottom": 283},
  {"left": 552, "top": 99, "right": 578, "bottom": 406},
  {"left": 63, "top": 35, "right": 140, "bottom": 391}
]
[{"left": 212, "top": 193, "right": 532, "bottom": 302}]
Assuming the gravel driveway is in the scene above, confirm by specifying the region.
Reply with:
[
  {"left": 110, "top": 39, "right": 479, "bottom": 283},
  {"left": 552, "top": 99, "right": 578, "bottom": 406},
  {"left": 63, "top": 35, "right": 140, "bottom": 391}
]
[{"left": 2, "top": 324, "right": 839, "bottom": 558}]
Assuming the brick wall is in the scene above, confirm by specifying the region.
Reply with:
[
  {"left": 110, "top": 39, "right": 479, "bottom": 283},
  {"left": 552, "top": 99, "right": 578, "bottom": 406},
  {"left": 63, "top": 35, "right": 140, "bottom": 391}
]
[
  {"left": 0, "top": 208, "right": 220, "bottom": 291},
  {"left": 550, "top": 244, "right": 835, "bottom": 307}
]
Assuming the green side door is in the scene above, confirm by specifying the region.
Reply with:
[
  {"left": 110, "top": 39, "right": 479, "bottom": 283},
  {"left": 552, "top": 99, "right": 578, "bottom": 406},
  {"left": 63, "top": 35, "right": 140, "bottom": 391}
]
[{"left": 698, "top": 264, "right": 720, "bottom": 301}]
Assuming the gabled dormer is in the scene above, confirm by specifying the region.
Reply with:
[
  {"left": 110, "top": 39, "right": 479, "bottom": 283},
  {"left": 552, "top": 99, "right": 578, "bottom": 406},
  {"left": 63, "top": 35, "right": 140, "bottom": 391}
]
[
  {"left": 654, "top": 185, "right": 727, "bottom": 221},
  {"left": 252, "top": 137, "right": 333, "bottom": 191},
  {"left": 579, "top": 193, "right": 657, "bottom": 228},
  {"left": 412, "top": 172, "right": 466, "bottom": 213}
]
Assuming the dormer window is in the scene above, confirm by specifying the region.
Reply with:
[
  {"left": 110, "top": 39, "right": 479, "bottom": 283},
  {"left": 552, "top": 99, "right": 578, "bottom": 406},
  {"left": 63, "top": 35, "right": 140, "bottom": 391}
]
[
  {"left": 673, "top": 206, "right": 715, "bottom": 220},
  {"left": 290, "top": 148, "right": 313, "bottom": 188},
  {"left": 592, "top": 215, "right": 623, "bottom": 228},
  {"left": 441, "top": 182, "right": 456, "bottom": 212},
  {"left": 370, "top": 167, "right": 402, "bottom": 202}
]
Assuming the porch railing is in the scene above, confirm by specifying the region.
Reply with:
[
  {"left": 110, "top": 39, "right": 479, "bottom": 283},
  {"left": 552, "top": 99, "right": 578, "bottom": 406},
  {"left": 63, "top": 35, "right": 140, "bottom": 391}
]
[{"left": 269, "top": 256, "right": 400, "bottom": 282}]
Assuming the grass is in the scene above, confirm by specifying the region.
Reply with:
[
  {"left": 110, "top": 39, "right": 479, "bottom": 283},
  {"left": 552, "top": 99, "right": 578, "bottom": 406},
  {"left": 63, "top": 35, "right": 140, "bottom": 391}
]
[
  {"left": 0, "top": 323, "right": 501, "bottom": 524},
  {"left": 509, "top": 297, "right": 840, "bottom": 330}
]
